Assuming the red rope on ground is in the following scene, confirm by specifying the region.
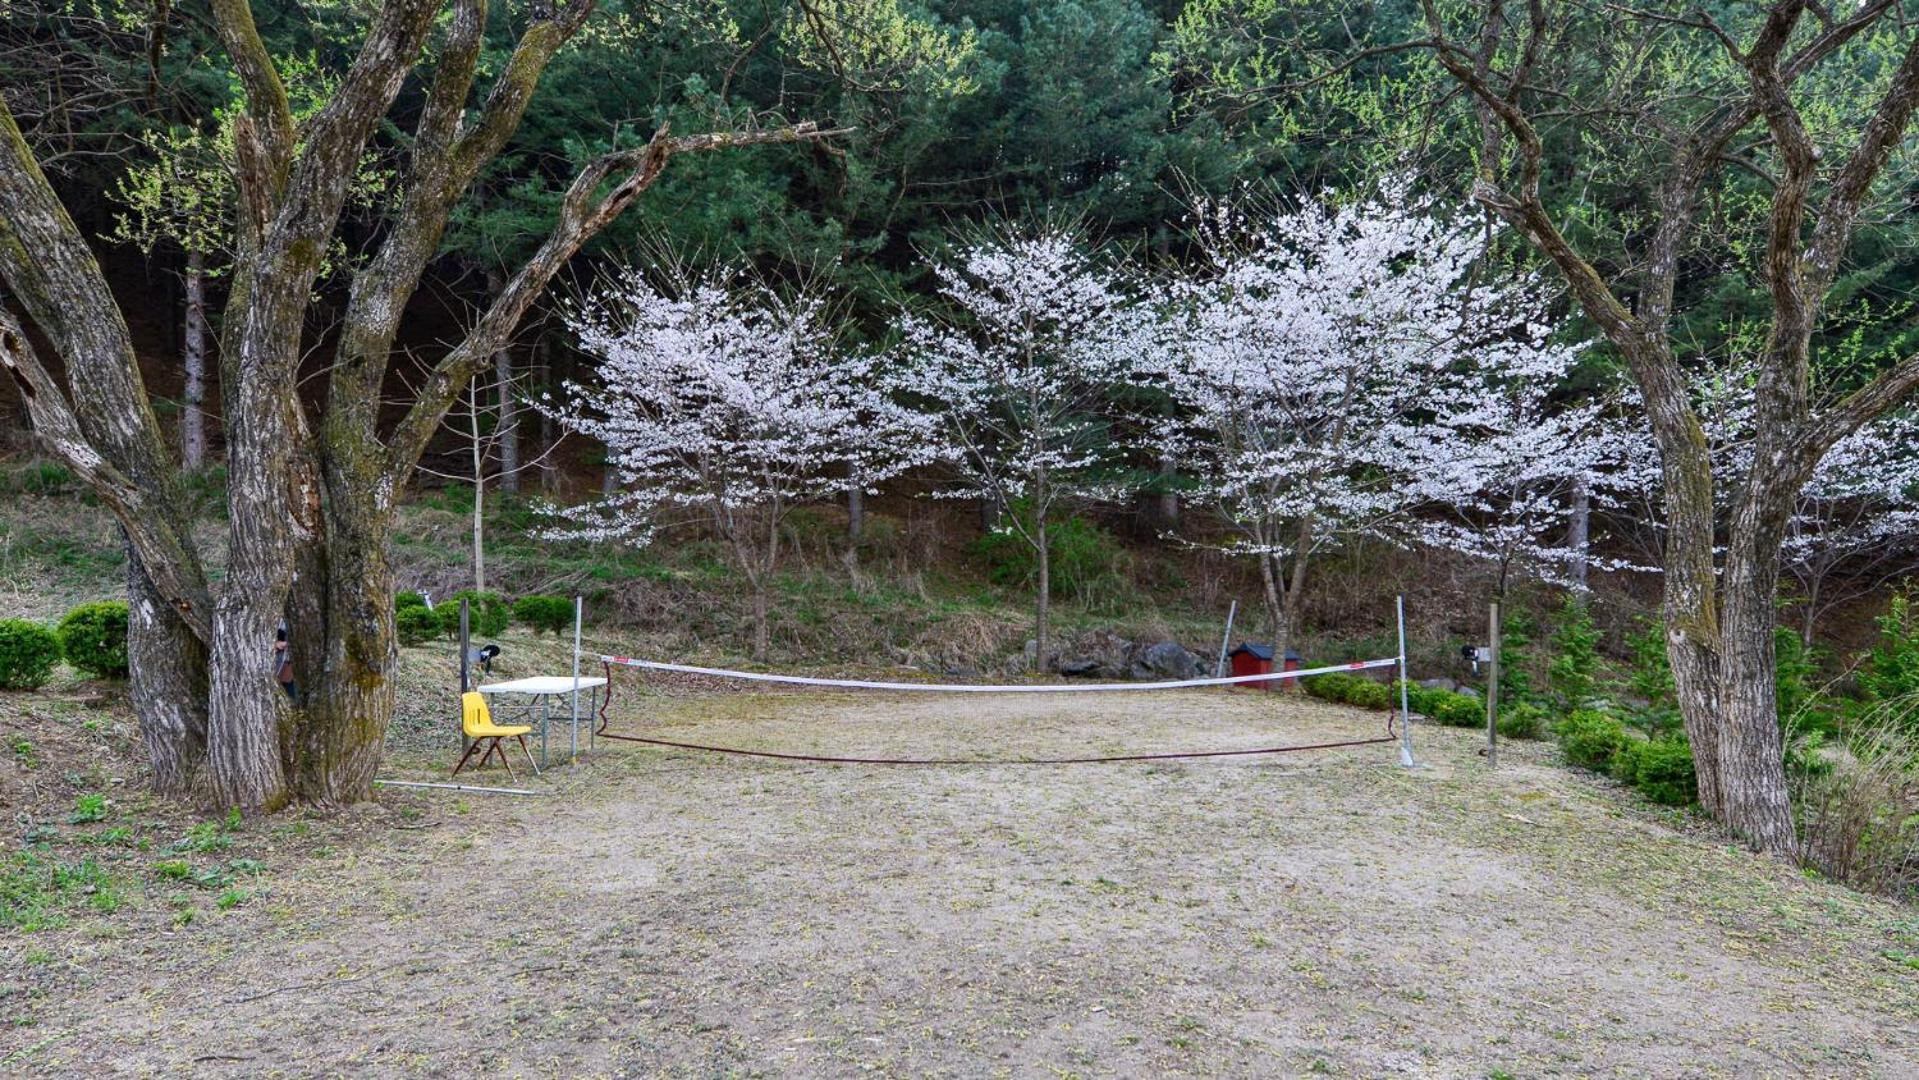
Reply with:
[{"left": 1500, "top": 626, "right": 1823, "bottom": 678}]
[{"left": 594, "top": 659, "right": 1400, "bottom": 765}]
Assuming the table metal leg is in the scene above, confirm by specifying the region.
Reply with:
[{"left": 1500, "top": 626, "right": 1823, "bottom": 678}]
[{"left": 539, "top": 696, "right": 549, "bottom": 769}]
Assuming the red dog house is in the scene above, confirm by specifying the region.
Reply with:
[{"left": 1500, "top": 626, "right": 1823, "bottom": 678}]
[{"left": 1228, "top": 644, "right": 1303, "bottom": 691}]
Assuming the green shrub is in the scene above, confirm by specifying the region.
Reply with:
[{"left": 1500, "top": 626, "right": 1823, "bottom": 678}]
[
  {"left": 0, "top": 620, "right": 62, "bottom": 690},
  {"left": 970, "top": 510, "right": 1132, "bottom": 604},
  {"left": 1863, "top": 591, "right": 1919, "bottom": 704},
  {"left": 437, "top": 590, "right": 509, "bottom": 638},
  {"left": 1344, "top": 679, "right": 1391, "bottom": 710},
  {"left": 1393, "top": 681, "right": 1449, "bottom": 717},
  {"left": 396, "top": 605, "right": 441, "bottom": 647},
  {"left": 1498, "top": 702, "right": 1547, "bottom": 740},
  {"left": 57, "top": 601, "right": 129, "bottom": 679},
  {"left": 1429, "top": 692, "right": 1485, "bottom": 728},
  {"left": 1498, "top": 610, "right": 1536, "bottom": 705},
  {"left": 1613, "top": 735, "right": 1697, "bottom": 806},
  {"left": 1626, "top": 618, "right": 1682, "bottom": 736},
  {"left": 394, "top": 591, "right": 428, "bottom": 611},
  {"left": 513, "top": 595, "right": 574, "bottom": 636},
  {"left": 1303, "top": 673, "right": 1352, "bottom": 701},
  {"left": 1558, "top": 709, "right": 1629, "bottom": 772},
  {"left": 1547, "top": 596, "right": 1600, "bottom": 707}
]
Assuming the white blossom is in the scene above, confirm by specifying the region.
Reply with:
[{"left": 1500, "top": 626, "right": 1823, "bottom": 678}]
[
  {"left": 1142, "top": 177, "right": 1588, "bottom": 631},
  {"left": 541, "top": 264, "right": 925, "bottom": 657}
]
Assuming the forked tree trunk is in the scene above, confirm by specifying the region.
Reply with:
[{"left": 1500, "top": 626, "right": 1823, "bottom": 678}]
[
  {"left": 1656, "top": 430, "right": 1728, "bottom": 820},
  {"left": 290, "top": 499, "right": 399, "bottom": 804},
  {"left": 181, "top": 249, "right": 209, "bottom": 470},
  {"left": 126, "top": 548, "right": 208, "bottom": 791},
  {"left": 1257, "top": 546, "right": 1285, "bottom": 651},
  {"left": 1710, "top": 472, "right": 1800, "bottom": 851}
]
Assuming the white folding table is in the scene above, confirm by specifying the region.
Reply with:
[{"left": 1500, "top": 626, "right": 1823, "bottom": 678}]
[{"left": 474, "top": 675, "right": 607, "bottom": 769}]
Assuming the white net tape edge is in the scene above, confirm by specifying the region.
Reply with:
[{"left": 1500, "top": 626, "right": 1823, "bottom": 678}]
[{"left": 598, "top": 655, "right": 1402, "bottom": 693}]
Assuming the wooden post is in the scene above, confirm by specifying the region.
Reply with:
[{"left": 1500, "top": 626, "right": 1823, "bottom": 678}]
[{"left": 1486, "top": 600, "right": 1500, "bottom": 769}]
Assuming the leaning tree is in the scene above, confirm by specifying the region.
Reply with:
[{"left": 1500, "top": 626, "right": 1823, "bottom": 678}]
[
  {"left": 1407, "top": 0, "right": 1919, "bottom": 853},
  {"left": 0, "top": 0, "right": 963, "bottom": 809},
  {"left": 1165, "top": 0, "right": 1919, "bottom": 853}
]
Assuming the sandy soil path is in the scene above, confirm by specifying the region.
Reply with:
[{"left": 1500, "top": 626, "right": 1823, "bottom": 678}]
[{"left": 6, "top": 690, "right": 1918, "bottom": 1077}]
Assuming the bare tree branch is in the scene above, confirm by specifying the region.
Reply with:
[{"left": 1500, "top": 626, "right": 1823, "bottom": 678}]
[{"left": 383, "top": 121, "right": 853, "bottom": 481}]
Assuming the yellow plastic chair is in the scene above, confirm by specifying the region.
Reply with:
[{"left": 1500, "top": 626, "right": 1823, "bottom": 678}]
[{"left": 453, "top": 691, "right": 539, "bottom": 777}]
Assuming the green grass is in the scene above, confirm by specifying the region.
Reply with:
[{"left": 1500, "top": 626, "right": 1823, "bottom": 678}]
[{"left": 1, "top": 848, "right": 124, "bottom": 931}]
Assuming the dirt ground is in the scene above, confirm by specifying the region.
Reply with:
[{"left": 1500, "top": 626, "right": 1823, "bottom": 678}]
[{"left": 5, "top": 686, "right": 1919, "bottom": 1078}]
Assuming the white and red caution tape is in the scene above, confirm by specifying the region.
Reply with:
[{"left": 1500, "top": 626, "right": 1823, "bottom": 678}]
[{"left": 596, "top": 654, "right": 1400, "bottom": 693}]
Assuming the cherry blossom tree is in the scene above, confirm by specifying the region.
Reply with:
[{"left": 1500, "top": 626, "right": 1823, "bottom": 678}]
[
  {"left": 548, "top": 266, "right": 923, "bottom": 661},
  {"left": 886, "top": 225, "right": 1148, "bottom": 667},
  {"left": 1143, "top": 180, "right": 1580, "bottom": 652},
  {"left": 1413, "top": 366, "right": 1641, "bottom": 598}
]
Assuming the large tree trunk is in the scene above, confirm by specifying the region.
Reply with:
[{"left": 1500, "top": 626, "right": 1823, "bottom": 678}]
[
  {"left": 1660, "top": 448, "right": 1726, "bottom": 821},
  {"left": 1709, "top": 466, "right": 1801, "bottom": 851},
  {"left": 291, "top": 498, "right": 398, "bottom": 804},
  {"left": 181, "top": 249, "right": 210, "bottom": 470},
  {"left": 126, "top": 549, "right": 208, "bottom": 792}
]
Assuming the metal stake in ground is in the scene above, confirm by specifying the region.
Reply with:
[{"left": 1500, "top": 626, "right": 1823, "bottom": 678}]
[
  {"left": 1486, "top": 600, "right": 1501, "bottom": 769},
  {"left": 1396, "top": 594, "right": 1417, "bottom": 768},
  {"left": 1214, "top": 599, "right": 1238, "bottom": 678},
  {"left": 571, "top": 594, "right": 584, "bottom": 758}
]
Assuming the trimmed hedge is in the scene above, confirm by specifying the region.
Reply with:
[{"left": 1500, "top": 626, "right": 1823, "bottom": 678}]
[
  {"left": 1429, "top": 693, "right": 1484, "bottom": 728},
  {"left": 0, "top": 620, "right": 62, "bottom": 690},
  {"left": 1392, "top": 680, "right": 1485, "bottom": 727},
  {"left": 57, "top": 601, "right": 129, "bottom": 679},
  {"left": 513, "top": 595, "right": 574, "bottom": 636},
  {"left": 396, "top": 605, "right": 441, "bottom": 647},
  {"left": 437, "top": 590, "right": 509, "bottom": 638},
  {"left": 1611, "top": 736, "right": 1698, "bottom": 806},
  {"left": 395, "top": 591, "right": 428, "bottom": 611},
  {"left": 1302, "top": 672, "right": 1394, "bottom": 710}
]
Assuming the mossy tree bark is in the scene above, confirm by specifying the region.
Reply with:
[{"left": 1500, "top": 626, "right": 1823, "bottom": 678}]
[
  {"left": 1423, "top": 0, "right": 1919, "bottom": 852},
  {"left": 0, "top": 0, "right": 842, "bottom": 809}
]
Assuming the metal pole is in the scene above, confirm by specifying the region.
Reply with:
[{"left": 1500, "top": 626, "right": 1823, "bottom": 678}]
[
  {"left": 458, "top": 598, "right": 472, "bottom": 759},
  {"left": 1214, "top": 600, "right": 1238, "bottom": 678},
  {"left": 571, "top": 594, "right": 583, "bottom": 760},
  {"left": 1396, "top": 595, "right": 1416, "bottom": 768},
  {"left": 1486, "top": 599, "right": 1501, "bottom": 769}
]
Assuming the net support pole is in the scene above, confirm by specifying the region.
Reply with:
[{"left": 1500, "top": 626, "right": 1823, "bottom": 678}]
[
  {"left": 458, "top": 598, "right": 472, "bottom": 760},
  {"left": 1486, "top": 599, "right": 1501, "bottom": 769},
  {"left": 1396, "top": 594, "right": 1417, "bottom": 768},
  {"left": 571, "top": 595, "right": 584, "bottom": 760}
]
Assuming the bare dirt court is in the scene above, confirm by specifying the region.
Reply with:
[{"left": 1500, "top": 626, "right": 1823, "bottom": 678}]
[{"left": 7, "top": 689, "right": 1919, "bottom": 1077}]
